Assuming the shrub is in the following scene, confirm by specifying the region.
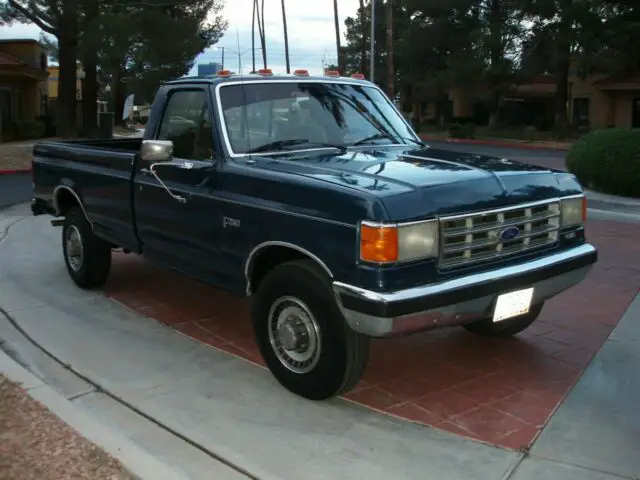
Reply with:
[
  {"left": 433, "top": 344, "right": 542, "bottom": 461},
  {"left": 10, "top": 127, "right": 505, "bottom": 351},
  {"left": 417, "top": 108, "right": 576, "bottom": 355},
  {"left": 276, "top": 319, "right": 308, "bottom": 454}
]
[
  {"left": 565, "top": 128, "right": 640, "bottom": 198},
  {"left": 448, "top": 122, "right": 475, "bottom": 139}
]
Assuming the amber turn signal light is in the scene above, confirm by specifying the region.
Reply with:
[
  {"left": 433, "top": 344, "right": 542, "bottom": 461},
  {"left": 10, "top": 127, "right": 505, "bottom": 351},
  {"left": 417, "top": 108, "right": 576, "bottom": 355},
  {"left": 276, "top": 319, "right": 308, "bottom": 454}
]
[{"left": 359, "top": 223, "right": 398, "bottom": 263}]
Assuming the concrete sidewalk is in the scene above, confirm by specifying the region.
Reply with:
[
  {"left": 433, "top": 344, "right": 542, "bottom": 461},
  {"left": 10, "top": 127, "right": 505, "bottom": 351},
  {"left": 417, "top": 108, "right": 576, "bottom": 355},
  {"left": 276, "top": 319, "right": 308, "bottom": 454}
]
[{"left": 1, "top": 205, "right": 638, "bottom": 479}]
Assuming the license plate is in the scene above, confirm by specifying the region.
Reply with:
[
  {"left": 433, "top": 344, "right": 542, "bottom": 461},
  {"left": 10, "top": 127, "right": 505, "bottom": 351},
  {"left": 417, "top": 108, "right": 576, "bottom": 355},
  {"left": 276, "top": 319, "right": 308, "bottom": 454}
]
[{"left": 493, "top": 288, "right": 534, "bottom": 322}]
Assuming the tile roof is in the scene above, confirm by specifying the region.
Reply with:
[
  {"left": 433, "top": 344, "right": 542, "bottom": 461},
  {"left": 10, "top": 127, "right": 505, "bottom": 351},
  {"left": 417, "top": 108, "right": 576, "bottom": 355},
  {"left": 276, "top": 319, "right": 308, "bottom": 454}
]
[{"left": 0, "top": 52, "right": 24, "bottom": 66}]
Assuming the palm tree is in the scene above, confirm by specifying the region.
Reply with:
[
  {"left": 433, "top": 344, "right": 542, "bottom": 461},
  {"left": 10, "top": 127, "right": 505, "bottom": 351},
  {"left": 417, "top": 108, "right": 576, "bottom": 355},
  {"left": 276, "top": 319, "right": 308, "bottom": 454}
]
[
  {"left": 281, "top": 0, "right": 290, "bottom": 73},
  {"left": 359, "top": 0, "right": 366, "bottom": 75},
  {"left": 333, "top": 0, "right": 344, "bottom": 73},
  {"left": 253, "top": 0, "right": 267, "bottom": 69},
  {"left": 252, "top": 0, "right": 257, "bottom": 72},
  {"left": 260, "top": 0, "right": 267, "bottom": 68},
  {"left": 386, "top": 0, "right": 394, "bottom": 97}
]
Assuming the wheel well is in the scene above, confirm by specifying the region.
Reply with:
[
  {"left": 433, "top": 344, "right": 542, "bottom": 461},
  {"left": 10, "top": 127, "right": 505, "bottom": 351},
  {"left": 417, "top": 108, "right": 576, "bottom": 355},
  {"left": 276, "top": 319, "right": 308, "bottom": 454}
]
[
  {"left": 247, "top": 245, "right": 330, "bottom": 294},
  {"left": 55, "top": 188, "right": 80, "bottom": 216}
]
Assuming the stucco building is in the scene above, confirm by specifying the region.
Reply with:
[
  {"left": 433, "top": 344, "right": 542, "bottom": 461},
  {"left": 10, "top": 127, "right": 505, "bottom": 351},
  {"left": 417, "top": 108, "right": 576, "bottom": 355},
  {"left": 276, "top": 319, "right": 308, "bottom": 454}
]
[{"left": 0, "top": 39, "right": 50, "bottom": 133}]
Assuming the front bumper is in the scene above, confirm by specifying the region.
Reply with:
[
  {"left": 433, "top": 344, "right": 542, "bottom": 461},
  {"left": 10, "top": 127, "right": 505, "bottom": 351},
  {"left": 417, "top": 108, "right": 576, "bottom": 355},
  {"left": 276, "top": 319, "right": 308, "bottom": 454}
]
[{"left": 333, "top": 243, "right": 598, "bottom": 337}]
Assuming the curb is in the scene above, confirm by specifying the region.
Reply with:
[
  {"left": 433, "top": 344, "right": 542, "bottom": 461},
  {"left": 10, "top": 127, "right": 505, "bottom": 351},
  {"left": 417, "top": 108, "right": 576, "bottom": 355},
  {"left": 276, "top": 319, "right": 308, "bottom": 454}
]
[
  {"left": 0, "top": 169, "right": 31, "bottom": 176},
  {"left": 421, "top": 136, "right": 571, "bottom": 152},
  {"left": 0, "top": 349, "right": 186, "bottom": 480}
]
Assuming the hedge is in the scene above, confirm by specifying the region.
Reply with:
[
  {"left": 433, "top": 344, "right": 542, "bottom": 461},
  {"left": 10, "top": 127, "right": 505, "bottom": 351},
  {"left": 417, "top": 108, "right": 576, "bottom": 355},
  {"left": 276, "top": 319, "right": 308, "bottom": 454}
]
[{"left": 565, "top": 128, "right": 640, "bottom": 198}]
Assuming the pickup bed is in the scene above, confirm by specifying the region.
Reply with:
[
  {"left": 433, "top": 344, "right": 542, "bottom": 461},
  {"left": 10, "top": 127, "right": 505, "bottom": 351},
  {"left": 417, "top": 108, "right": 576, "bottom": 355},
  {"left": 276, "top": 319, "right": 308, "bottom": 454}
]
[{"left": 31, "top": 72, "right": 598, "bottom": 400}]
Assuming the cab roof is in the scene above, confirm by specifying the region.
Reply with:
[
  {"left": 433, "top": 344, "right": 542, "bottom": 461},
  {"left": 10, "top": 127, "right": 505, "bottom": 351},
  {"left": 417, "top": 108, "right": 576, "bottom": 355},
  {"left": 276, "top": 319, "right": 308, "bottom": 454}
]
[{"left": 164, "top": 73, "right": 371, "bottom": 86}]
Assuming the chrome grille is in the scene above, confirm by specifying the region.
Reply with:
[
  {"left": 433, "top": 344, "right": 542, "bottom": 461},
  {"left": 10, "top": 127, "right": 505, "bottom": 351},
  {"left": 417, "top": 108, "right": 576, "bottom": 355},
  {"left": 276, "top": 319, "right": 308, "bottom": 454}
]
[{"left": 439, "top": 200, "right": 561, "bottom": 268}]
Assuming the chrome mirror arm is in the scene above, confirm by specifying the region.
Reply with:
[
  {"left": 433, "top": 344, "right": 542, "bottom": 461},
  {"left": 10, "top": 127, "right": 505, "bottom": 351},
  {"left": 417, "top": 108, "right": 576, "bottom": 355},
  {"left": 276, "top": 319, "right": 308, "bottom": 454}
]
[{"left": 139, "top": 161, "right": 187, "bottom": 204}]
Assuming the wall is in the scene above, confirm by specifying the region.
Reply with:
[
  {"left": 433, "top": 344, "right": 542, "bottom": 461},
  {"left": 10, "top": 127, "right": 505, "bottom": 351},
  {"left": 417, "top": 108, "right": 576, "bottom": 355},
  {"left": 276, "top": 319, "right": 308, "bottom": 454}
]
[
  {"left": 0, "top": 75, "right": 41, "bottom": 122},
  {"left": 47, "top": 64, "right": 84, "bottom": 100},
  {"left": 0, "top": 41, "right": 49, "bottom": 122}
]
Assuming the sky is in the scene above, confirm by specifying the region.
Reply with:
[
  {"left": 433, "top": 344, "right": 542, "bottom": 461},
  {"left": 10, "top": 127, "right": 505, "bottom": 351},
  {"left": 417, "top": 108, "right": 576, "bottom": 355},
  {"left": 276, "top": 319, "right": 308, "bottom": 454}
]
[{"left": 0, "top": 0, "right": 362, "bottom": 75}]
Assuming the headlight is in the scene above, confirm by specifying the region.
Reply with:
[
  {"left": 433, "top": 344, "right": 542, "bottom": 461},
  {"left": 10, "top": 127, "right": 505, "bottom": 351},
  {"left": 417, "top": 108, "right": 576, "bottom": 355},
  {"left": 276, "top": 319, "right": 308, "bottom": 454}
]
[
  {"left": 560, "top": 195, "right": 586, "bottom": 227},
  {"left": 359, "top": 220, "right": 439, "bottom": 264}
]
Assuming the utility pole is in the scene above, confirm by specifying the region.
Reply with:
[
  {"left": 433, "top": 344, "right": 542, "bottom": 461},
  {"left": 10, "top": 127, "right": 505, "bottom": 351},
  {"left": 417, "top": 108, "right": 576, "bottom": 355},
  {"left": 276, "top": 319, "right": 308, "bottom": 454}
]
[
  {"left": 386, "top": 0, "right": 394, "bottom": 98},
  {"left": 370, "top": 0, "right": 376, "bottom": 82}
]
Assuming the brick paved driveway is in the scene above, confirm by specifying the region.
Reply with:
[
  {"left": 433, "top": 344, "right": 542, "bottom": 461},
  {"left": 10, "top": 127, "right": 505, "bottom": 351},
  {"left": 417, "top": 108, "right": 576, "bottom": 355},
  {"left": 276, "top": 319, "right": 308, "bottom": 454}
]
[{"left": 104, "top": 219, "right": 639, "bottom": 451}]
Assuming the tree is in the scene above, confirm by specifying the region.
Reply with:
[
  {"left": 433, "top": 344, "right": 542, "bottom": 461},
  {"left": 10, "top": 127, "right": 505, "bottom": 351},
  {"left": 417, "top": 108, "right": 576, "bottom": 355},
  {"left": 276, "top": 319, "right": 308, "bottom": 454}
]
[
  {"left": 252, "top": 0, "right": 257, "bottom": 72},
  {"left": 524, "top": 0, "right": 605, "bottom": 135},
  {"left": 281, "top": 0, "right": 290, "bottom": 73},
  {"left": 333, "top": 0, "right": 344, "bottom": 73},
  {"left": 2, "top": 0, "right": 227, "bottom": 133},
  {"left": 100, "top": 0, "right": 227, "bottom": 115},
  {"left": 386, "top": 0, "right": 394, "bottom": 97},
  {"left": 358, "top": 0, "right": 366, "bottom": 75},
  {"left": 256, "top": 0, "right": 267, "bottom": 69}
]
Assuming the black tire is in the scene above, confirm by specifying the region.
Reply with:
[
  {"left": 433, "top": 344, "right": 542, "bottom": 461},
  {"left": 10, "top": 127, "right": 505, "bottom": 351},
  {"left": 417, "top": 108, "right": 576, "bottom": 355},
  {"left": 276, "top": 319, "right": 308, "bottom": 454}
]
[
  {"left": 62, "top": 206, "right": 112, "bottom": 289},
  {"left": 463, "top": 302, "right": 545, "bottom": 337},
  {"left": 252, "top": 259, "right": 370, "bottom": 400}
]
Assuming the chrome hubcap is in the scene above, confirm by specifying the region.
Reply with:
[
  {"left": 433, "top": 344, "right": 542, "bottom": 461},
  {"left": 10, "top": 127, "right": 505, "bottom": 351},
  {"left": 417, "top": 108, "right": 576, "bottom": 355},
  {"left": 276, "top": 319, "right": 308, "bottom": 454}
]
[
  {"left": 65, "top": 225, "right": 83, "bottom": 272},
  {"left": 268, "top": 296, "right": 321, "bottom": 374}
]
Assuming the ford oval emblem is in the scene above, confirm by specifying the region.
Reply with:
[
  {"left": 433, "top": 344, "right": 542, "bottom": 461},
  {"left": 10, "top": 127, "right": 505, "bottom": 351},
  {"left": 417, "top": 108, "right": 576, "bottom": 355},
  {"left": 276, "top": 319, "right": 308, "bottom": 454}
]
[{"left": 500, "top": 226, "right": 521, "bottom": 241}]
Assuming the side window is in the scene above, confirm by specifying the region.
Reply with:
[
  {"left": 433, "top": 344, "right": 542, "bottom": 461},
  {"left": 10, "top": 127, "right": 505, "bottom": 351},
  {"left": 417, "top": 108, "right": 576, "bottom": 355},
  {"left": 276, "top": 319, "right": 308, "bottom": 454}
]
[{"left": 157, "top": 90, "right": 215, "bottom": 160}]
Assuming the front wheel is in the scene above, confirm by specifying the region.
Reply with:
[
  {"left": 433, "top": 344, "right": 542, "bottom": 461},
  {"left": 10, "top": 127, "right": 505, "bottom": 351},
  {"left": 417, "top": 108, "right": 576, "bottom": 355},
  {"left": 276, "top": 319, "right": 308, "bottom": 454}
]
[
  {"left": 463, "top": 302, "right": 545, "bottom": 337},
  {"left": 62, "top": 207, "right": 112, "bottom": 289},
  {"left": 252, "top": 260, "right": 370, "bottom": 400}
]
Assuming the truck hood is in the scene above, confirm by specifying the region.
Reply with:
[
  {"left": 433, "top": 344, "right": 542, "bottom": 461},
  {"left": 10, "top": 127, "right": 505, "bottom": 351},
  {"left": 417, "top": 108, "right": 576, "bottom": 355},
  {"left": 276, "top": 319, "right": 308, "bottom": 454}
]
[{"left": 256, "top": 146, "right": 583, "bottom": 221}]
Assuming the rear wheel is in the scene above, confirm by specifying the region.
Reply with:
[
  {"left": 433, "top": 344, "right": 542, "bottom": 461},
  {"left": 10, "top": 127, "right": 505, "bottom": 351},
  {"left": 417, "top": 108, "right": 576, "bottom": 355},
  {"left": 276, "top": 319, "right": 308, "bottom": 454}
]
[
  {"left": 252, "top": 259, "right": 370, "bottom": 400},
  {"left": 62, "top": 207, "right": 112, "bottom": 289},
  {"left": 463, "top": 302, "right": 544, "bottom": 337}
]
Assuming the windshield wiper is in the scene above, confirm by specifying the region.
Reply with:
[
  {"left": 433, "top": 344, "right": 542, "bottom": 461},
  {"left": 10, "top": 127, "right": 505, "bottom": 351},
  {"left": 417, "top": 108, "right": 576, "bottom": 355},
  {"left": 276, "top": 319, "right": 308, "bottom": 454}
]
[
  {"left": 351, "top": 132, "right": 397, "bottom": 146},
  {"left": 351, "top": 133, "right": 425, "bottom": 147},
  {"left": 246, "top": 139, "right": 347, "bottom": 154}
]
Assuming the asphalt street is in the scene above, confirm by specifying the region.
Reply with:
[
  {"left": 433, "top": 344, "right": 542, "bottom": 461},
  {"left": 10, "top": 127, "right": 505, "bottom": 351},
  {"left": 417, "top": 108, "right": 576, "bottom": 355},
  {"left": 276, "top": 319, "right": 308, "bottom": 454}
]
[
  {"left": 424, "top": 140, "right": 568, "bottom": 161},
  {"left": 0, "top": 173, "right": 31, "bottom": 210}
]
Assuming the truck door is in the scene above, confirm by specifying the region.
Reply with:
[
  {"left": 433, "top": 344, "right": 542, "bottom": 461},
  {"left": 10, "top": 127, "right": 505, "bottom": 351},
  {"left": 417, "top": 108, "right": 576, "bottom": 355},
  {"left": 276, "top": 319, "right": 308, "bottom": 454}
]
[{"left": 134, "top": 87, "right": 223, "bottom": 283}]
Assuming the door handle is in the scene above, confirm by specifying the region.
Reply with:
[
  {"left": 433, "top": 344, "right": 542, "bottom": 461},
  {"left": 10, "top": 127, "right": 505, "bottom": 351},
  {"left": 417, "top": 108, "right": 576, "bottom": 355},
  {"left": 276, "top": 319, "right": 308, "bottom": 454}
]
[{"left": 140, "top": 162, "right": 187, "bottom": 204}]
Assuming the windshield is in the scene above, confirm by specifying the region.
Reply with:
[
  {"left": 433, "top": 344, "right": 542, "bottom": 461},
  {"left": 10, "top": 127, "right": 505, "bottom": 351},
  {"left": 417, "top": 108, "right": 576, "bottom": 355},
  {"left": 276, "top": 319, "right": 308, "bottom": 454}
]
[{"left": 218, "top": 81, "right": 418, "bottom": 154}]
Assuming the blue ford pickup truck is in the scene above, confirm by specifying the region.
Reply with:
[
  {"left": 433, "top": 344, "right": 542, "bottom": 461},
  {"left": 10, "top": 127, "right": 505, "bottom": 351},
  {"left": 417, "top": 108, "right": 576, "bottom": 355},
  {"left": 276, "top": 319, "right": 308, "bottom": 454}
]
[{"left": 31, "top": 71, "right": 597, "bottom": 400}]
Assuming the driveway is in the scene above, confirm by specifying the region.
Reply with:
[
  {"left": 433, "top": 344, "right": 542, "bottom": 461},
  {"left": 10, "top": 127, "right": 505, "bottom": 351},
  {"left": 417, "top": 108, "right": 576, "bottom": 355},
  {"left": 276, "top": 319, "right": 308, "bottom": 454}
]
[
  {"left": 0, "top": 173, "right": 32, "bottom": 209},
  {"left": 1, "top": 202, "right": 639, "bottom": 479}
]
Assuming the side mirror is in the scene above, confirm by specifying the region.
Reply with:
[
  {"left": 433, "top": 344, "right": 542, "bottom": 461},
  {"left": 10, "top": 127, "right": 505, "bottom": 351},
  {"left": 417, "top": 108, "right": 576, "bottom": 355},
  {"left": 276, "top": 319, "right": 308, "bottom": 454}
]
[{"left": 141, "top": 140, "right": 173, "bottom": 162}]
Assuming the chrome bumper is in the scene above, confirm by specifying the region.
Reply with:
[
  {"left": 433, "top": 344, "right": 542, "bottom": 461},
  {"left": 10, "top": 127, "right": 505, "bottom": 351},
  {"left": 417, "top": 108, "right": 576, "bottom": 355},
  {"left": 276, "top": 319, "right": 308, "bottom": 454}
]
[{"left": 333, "top": 243, "right": 598, "bottom": 337}]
